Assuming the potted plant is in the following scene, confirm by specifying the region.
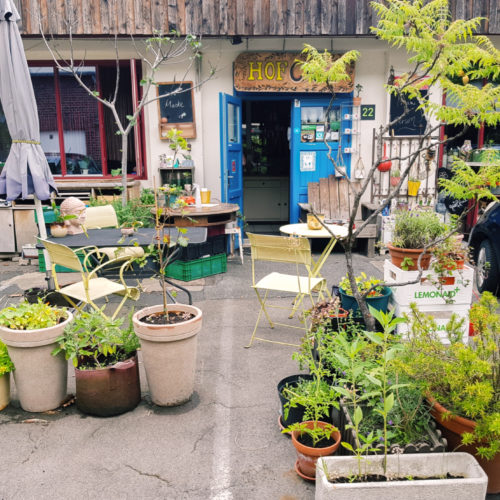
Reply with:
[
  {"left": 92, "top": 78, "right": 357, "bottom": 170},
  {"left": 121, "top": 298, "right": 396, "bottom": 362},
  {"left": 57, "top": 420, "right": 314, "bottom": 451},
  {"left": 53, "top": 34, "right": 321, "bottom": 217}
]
[
  {"left": 429, "top": 234, "right": 468, "bottom": 286},
  {"left": 0, "top": 301, "right": 72, "bottom": 412},
  {"left": 389, "top": 168, "right": 400, "bottom": 187},
  {"left": 50, "top": 201, "right": 77, "bottom": 238},
  {"left": 352, "top": 83, "right": 363, "bottom": 107},
  {"left": 0, "top": 340, "right": 14, "bottom": 411},
  {"left": 132, "top": 188, "right": 202, "bottom": 407},
  {"left": 407, "top": 176, "right": 421, "bottom": 196},
  {"left": 338, "top": 273, "right": 391, "bottom": 314},
  {"left": 399, "top": 296, "right": 500, "bottom": 494},
  {"left": 52, "top": 310, "right": 141, "bottom": 417},
  {"left": 387, "top": 209, "right": 445, "bottom": 271},
  {"left": 315, "top": 307, "right": 488, "bottom": 498},
  {"left": 281, "top": 327, "right": 342, "bottom": 480}
]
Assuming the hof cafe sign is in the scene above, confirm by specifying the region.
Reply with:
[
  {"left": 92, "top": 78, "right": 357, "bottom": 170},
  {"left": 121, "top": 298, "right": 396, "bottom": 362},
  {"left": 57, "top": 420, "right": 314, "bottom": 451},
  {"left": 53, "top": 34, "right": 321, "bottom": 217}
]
[{"left": 233, "top": 52, "right": 355, "bottom": 93}]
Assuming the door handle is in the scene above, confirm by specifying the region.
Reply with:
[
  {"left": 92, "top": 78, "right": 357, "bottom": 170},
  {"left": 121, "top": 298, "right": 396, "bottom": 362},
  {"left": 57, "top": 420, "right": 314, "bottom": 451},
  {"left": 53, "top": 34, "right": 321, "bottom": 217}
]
[{"left": 228, "top": 175, "right": 234, "bottom": 179}]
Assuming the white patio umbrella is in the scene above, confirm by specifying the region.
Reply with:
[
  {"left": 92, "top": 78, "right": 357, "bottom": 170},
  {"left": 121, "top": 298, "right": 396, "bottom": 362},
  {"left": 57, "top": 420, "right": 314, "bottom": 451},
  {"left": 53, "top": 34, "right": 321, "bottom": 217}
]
[{"left": 0, "top": 0, "right": 57, "bottom": 283}]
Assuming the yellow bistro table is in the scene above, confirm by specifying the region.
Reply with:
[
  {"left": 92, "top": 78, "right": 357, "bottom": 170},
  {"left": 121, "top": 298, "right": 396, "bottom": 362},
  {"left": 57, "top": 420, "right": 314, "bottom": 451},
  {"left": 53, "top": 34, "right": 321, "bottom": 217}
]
[{"left": 279, "top": 222, "right": 348, "bottom": 279}]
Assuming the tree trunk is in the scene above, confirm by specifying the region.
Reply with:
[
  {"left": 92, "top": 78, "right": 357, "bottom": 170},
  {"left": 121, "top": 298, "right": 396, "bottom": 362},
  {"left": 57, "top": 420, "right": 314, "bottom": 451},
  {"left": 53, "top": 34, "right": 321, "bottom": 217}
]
[
  {"left": 121, "top": 133, "right": 129, "bottom": 207},
  {"left": 343, "top": 242, "right": 376, "bottom": 331}
]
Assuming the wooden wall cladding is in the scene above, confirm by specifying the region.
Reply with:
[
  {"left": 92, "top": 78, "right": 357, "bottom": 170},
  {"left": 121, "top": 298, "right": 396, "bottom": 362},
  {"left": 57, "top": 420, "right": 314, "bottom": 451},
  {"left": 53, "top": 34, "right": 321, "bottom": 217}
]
[{"left": 15, "top": 0, "right": 500, "bottom": 36}]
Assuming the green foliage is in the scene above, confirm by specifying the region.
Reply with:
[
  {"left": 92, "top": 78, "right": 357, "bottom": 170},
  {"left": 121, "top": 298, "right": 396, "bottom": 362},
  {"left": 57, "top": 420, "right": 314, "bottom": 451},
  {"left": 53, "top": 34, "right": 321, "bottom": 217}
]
[
  {"left": 299, "top": 45, "right": 360, "bottom": 91},
  {"left": 398, "top": 296, "right": 500, "bottom": 459},
  {"left": 439, "top": 152, "right": 500, "bottom": 203},
  {"left": 371, "top": 0, "right": 500, "bottom": 129},
  {"left": 50, "top": 201, "right": 77, "bottom": 224},
  {"left": 165, "top": 128, "right": 191, "bottom": 165},
  {"left": 52, "top": 309, "right": 139, "bottom": 370},
  {"left": 339, "top": 272, "right": 385, "bottom": 297},
  {"left": 392, "top": 209, "right": 445, "bottom": 249},
  {"left": 286, "top": 420, "right": 338, "bottom": 448},
  {"left": 0, "top": 301, "right": 67, "bottom": 330},
  {"left": 0, "top": 341, "right": 14, "bottom": 375}
]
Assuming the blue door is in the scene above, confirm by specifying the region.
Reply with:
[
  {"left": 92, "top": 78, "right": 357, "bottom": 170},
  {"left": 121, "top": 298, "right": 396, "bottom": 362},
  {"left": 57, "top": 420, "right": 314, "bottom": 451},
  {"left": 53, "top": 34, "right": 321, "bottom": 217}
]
[
  {"left": 289, "top": 97, "right": 353, "bottom": 223},
  {"left": 219, "top": 93, "right": 243, "bottom": 210}
]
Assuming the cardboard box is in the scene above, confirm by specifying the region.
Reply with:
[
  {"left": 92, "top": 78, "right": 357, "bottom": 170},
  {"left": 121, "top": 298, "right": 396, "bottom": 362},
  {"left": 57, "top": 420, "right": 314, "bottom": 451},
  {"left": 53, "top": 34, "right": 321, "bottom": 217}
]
[{"left": 384, "top": 259, "right": 473, "bottom": 307}]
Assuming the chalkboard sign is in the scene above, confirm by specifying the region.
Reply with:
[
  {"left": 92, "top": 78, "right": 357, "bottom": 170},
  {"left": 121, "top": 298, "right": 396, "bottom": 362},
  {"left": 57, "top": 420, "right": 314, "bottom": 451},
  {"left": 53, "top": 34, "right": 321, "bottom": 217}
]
[
  {"left": 157, "top": 81, "right": 196, "bottom": 139},
  {"left": 389, "top": 91, "right": 427, "bottom": 136}
]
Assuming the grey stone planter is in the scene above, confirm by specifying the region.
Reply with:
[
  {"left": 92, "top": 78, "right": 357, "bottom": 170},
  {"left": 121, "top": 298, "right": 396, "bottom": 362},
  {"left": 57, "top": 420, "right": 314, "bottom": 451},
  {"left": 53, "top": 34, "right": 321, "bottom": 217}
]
[
  {"left": 339, "top": 400, "right": 447, "bottom": 455},
  {"left": 316, "top": 453, "right": 487, "bottom": 500}
]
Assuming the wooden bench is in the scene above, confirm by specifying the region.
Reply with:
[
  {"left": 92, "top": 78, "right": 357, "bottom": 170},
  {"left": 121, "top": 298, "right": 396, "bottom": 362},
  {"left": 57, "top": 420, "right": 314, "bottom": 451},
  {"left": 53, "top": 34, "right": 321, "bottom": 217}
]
[{"left": 299, "top": 175, "right": 377, "bottom": 257}]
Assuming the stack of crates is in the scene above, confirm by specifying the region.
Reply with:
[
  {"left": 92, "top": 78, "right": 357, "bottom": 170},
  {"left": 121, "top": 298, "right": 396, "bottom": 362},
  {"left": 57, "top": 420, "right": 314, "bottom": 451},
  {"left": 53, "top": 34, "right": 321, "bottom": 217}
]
[
  {"left": 384, "top": 259, "right": 474, "bottom": 344},
  {"left": 165, "top": 234, "right": 227, "bottom": 281}
]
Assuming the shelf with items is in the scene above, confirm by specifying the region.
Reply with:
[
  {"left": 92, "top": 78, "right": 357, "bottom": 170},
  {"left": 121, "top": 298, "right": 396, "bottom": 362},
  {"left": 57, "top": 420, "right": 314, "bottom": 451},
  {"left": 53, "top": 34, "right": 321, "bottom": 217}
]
[{"left": 159, "top": 167, "right": 194, "bottom": 188}]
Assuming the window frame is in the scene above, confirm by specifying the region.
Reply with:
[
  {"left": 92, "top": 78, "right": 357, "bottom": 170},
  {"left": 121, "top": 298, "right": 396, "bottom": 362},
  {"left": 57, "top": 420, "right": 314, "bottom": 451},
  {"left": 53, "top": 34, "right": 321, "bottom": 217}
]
[{"left": 27, "top": 58, "right": 147, "bottom": 180}]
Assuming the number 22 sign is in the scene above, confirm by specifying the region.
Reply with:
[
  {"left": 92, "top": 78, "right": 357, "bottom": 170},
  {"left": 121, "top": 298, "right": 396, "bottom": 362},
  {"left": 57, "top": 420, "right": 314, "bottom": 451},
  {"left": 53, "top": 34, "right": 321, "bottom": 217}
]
[{"left": 360, "top": 105, "right": 375, "bottom": 120}]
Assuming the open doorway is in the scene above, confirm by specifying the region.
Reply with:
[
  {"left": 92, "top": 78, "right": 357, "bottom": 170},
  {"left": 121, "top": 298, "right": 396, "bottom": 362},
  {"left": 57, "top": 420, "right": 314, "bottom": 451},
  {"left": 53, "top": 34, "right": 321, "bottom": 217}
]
[{"left": 242, "top": 100, "right": 290, "bottom": 234}]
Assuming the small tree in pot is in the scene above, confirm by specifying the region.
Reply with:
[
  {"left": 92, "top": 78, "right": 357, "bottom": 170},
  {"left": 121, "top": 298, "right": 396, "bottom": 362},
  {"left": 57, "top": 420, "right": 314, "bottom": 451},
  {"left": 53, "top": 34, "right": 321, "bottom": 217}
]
[{"left": 132, "top": 188, "right": 203, "bottom": 407}]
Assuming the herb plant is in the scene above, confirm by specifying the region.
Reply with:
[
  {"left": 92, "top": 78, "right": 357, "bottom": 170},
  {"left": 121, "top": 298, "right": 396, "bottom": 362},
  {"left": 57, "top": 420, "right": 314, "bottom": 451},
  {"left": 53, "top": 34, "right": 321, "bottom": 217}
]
[
  {"left": 52, "top": 310, "right": 139, "bottom": 370},
  {"left": 391, "top": 210, "right": 445, "bottom": 249},
  {"left": 0, "top": 301, "right": 67, "bottom": 330},
  {"left": 339, "top": 273, "right": 385, "bottom": 297}
]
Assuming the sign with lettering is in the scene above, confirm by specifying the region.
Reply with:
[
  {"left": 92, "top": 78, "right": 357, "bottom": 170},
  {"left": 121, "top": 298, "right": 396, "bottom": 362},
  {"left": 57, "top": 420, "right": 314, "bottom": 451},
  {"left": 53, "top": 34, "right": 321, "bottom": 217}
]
[
  {"left": 233, "top": 52, "right": 355, "bottom": 93},
  {"left": 157, "top": 81, "right": 196, "bottom": 139},
  {"left": 360, "top": 105, "right": 375, "bottom": 120}
]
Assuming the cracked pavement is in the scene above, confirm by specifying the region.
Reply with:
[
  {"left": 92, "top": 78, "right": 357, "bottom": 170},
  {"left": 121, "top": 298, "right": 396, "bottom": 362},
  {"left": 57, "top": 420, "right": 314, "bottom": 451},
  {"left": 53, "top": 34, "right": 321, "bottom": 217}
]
[{"left": 0, "top": 247, "right": 384, "bottom": 499}]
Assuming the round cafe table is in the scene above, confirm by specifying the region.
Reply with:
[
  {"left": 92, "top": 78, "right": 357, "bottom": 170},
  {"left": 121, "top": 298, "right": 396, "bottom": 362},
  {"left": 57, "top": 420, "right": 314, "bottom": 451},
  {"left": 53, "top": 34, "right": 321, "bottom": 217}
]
[{"left": 279, "top": 223, "right": 348, "bottom": 278}]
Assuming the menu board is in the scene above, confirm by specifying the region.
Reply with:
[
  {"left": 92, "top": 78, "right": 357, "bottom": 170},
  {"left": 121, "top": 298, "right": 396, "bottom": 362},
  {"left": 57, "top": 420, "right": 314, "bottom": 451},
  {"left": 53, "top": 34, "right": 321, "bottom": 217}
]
[{"left": 157, "top": 82, "right": 196, "bottom": 139}]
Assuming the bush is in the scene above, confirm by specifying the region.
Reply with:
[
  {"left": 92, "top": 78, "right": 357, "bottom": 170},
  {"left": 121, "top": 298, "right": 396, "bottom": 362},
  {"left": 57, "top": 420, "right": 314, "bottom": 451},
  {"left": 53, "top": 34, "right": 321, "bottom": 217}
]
[{"left": 392, "top": 210, "right": 445, "bottom": 249}]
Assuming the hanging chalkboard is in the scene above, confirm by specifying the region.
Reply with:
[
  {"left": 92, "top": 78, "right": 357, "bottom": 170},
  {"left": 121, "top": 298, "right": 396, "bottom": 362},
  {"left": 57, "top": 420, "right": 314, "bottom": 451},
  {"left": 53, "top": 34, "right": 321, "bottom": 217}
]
[
  {"left": 389, "top": 90, "right": 427, "bottom": 136},
  {"left": 157, "top": 81, "right": 196, "bottom": 139}
]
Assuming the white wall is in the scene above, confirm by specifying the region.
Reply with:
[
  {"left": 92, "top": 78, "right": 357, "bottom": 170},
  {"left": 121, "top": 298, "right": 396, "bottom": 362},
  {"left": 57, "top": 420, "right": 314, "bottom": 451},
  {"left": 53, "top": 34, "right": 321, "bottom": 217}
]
[{"left": 23, "top": 34, "right": 500, "bottom": 204}]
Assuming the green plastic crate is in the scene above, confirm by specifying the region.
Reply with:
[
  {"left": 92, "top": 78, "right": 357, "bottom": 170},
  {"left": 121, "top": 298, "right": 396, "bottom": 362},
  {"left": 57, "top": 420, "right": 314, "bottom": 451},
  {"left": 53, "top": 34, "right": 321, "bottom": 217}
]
[
  {"left": 165, "top": 253, "right": 227, "bottom": 282},
  {"left": 38, "top": 249, "right": 89, "bottom": 273}
]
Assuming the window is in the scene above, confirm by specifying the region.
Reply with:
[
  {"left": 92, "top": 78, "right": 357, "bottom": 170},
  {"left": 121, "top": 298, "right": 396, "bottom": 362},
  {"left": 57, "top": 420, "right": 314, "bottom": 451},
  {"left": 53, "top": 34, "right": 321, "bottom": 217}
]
[{"left": 0, "top": 60, "right": 145, "bottom": 179}]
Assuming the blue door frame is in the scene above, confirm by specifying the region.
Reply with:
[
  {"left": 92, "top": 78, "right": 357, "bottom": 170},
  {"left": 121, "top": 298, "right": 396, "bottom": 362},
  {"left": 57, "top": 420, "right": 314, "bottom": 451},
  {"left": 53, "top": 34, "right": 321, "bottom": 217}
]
[{"left": 221, "top": 92, "right": 353, "bottom": 224}]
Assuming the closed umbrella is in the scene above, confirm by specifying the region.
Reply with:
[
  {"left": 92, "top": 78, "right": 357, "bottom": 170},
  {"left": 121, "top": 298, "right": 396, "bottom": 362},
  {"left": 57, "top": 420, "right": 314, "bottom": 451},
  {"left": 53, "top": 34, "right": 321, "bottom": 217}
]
[{"left": 0, "top": 0, "right": 57, "bottom": 281}]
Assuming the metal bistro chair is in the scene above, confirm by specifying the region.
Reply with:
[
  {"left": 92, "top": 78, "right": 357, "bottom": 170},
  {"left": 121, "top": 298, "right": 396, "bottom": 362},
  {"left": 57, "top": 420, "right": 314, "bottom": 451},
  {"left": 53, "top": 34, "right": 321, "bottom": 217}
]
[
  {"left": 245, "top": 232, "right": 328, "bottom": 348},
  {"left": 39, "top": 238, "right": 140, "bottom": 320}
]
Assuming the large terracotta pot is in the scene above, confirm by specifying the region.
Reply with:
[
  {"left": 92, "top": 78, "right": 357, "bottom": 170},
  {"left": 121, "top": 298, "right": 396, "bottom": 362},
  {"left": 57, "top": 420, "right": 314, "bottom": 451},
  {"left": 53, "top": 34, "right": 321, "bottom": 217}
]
[
  {"left": 133, "top": 304, "right": 202, "bottom": 407},
  {"left": 0, "top": 311, "right": 72, "bottom": 412},
  {"left": 291, "top": 420, "right": 341, "bottom": 480},
  {"left": 0, "top": 373, "right": 10, "bottom": 411},
  {"left": 75, "top": 354, "right": 141, "bottom": 417},
  {"left": 429, "top": 397, "right": 500, "bottom": 494},
  {"left": 387, "top": 243, "right": 432, "bottom": 271}
]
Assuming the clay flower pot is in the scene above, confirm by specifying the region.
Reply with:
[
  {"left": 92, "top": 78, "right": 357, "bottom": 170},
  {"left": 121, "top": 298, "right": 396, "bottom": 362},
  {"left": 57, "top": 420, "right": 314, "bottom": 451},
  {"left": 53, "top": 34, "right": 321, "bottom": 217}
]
[
  {"left": 50, "top": 223, "right": 67, "bottom": 238},
  {"left": 133, "top": 304, "right": 202, "bottom": 406},
  {"left": 429, "top": 397, "right": 500, "bottom": 494},
  {"left": 291, "top": 420, "right": 341, "bottom": 480},
  {"left": 390, "top": 176, "right": 400, "bottom": 187},
  {"left": 0, "top": 311, "right": 72, "bottom": 412},
  {"left": 75, "top": 354, "right": 141, "bottom": 417},
  {"left": 387, "top": 243, "right": 432, "bottom": 271}
]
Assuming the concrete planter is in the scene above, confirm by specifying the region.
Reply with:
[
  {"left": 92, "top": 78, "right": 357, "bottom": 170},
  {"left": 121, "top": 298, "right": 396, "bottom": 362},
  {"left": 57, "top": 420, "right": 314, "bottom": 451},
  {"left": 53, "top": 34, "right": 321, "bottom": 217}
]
[
  {"left": 316, "top": 453, "right": 487, "bottom": 500},
  {"left": 0, "top": 373, "right": 10, "bottom": 410},
  {"left": 133, "top": 304, "right": 202, "bottom": 407},
  {"left": 0, "top": 311, "right": 72, "bottom": 412}
]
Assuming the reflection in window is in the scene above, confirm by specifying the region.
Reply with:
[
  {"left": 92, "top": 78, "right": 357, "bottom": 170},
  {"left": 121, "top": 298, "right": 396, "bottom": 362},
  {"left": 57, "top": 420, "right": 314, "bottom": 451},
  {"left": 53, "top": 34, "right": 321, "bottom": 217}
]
[
  {"left": 28, "top": 62, "right": 141, "bottom": 178},
  {"left": 228, "top": 102, "right": 240, "bottom": 143}
]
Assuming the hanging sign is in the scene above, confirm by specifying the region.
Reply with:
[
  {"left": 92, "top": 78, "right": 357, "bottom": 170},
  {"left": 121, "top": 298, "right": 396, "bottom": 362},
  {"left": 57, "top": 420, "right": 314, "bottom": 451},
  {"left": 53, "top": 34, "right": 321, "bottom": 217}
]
[
  {"left": 233, "top": 52, "right": 355, "bottom": 93},
  {"left": 157, "top": 81, "right": 196, "bottom": 139}
]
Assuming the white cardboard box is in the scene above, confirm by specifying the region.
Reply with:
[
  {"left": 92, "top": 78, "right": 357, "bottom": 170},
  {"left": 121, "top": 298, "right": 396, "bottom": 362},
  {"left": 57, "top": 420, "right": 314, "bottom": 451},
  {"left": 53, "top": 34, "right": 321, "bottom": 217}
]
[
  {"left": 390, "top": 301, "right": 469, "bottom": 344},
  {"left": 384, "top": 259, "right": 474, "bottom": 307}
]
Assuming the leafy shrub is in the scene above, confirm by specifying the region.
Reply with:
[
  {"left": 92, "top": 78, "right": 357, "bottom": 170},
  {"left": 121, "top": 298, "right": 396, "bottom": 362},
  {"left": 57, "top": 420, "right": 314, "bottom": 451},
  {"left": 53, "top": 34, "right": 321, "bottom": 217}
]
[
  {"left": 339, "top": 272, "right": 385, "bottom": 297},
  {"left": 0, "top": 301, "right": 67, "bottom": 330},
  {"left": 392, "top": 210, "right": 445, "bottom": 249},
  {"left": 0, "top": 341, "right": 14, "bottom": 375}
]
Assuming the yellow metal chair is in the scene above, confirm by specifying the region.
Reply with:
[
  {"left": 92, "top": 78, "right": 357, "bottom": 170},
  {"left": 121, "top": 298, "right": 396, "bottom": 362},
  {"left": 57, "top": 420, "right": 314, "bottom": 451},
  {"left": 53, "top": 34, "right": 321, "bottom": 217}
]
[
  {"left": 245, "top": 232, "right": 327, "bottom": 348},
  {"left": 83, "top": 205, "right": 145, "bottom": 261},
  {"left": 39, "top": 239, "right": 140, "bottom": 320}
]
